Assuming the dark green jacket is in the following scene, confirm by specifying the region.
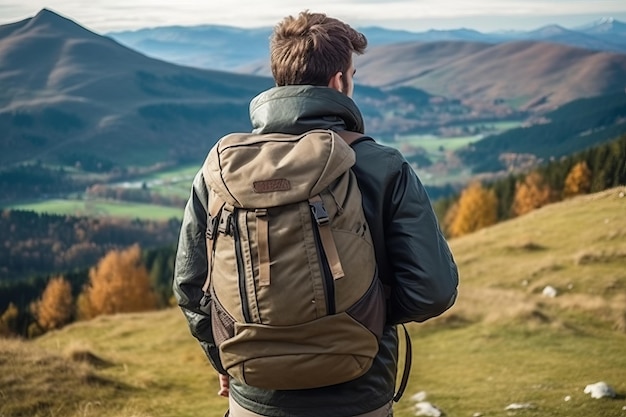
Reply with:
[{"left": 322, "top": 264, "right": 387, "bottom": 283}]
[{"left": 173, "top": 85, "right": 459, "bottom": 417}]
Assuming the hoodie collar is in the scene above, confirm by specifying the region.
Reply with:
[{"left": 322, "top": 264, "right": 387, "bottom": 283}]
[{"left": 249, "top": 85, "right": 365, "bottom": 135}]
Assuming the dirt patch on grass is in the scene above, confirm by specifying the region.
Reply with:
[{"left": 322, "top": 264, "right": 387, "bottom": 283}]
[{"left": 573, "top": 249, "right": 626, "bottom": 265}]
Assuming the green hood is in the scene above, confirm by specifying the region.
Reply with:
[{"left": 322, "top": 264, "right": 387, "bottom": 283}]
[{"left": 249, "top": 85, "right": 365, "bottom": 135}]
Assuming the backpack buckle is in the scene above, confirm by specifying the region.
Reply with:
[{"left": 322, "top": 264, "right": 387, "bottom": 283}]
[
  {"left": 206, "top": 215, "right": 219, "bottom": 240},
  {"left": 200, "top": 292, "right": 210, "bottom": 307},
  {"left": 218, "top": 207, "right": 233, "bottom": 235},
  {"left": 310, "top": 200, "right": 329, "bottom": 226}
]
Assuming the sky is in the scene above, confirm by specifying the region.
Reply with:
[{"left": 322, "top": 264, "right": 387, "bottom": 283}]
[{"left": 1, "top": 0, "right": 626, "bottom": 34}]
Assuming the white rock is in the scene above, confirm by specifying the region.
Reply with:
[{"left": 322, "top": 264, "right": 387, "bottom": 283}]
[
  {"left": 584, "top": 381, "right": 616, "bottom": 399},
  {"left": 564, "top": 395, "right": 571, "bottom": 401},
  {"left": 504, "top": 403, "right": 534, "bottom": 410},
  {"left": 472, "top": 413, "right": 483, "bottom": 417},
  {"left": 414, "top": 401, "right": 443, "bottom": 417},
  {"left": 411, "top": 391, "right": 428, "bottom": 402},
  {"left": 542, "top": 285, "right": 558, "bottom": 298}
]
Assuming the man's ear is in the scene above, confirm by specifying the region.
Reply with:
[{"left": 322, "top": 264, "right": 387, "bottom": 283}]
[{"left": 328, "top": 71, "right": 343, "bottom": 93}]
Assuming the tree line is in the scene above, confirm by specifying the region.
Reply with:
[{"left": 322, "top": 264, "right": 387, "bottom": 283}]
[
  {"left": 0, "top": 210, "right": 180, "bottom": 337},
  {"left": 0, "top": 210, "right": 180, "bottom": 281},
  {"left": 85, "top": 183, "right": 187, "bottom": 207},
  {"left": 437, "top": 133, "right": 626, "bottom": 237},
  {"left": 0, "top": 244, "right": 175, "bottom": 338}
]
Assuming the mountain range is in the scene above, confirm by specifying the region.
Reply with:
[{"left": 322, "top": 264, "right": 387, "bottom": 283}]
[
  {"left": 107, "top": 17, "right": 626, "bottom": 73},
  {"left": 107, "top": 17, "right": 626, "bottom": 112},
  {"left": 0, "top": 9, "right": 272, "bottom": 170},
  {"left": 354, "top": 40, "right": 626, "bottom": 112},
  {"left": 2, "top": 9, "right": 626, "bottom": 185}
]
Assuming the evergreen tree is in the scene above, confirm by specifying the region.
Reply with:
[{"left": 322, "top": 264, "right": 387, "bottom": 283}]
[{"left": 489, "top": 174, "right": 517, "bottom": 221}]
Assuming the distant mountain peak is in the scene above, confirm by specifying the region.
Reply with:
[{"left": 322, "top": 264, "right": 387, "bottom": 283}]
[
  {"left": 530, "top": 24, "right": 569, "bottom": 36},
  {"left": 30, "top": 8, "right": 71, "bottom": 26},
  {"left": 21, "top": 8, "right": 97, "bottom": 37},
  {"left": 581, "top": 17, "right": 626, "bottom": 34},
  {"left": 596, "top": 17, "right": 615, "bottom": 25}
]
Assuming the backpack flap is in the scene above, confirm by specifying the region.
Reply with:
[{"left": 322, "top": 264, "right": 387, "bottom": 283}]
[{"left": 203, "top": 129, "right": 355, "bottom": 207}]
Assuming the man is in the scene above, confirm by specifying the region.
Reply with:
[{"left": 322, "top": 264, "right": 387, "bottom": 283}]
[{"left": 173, "top": 11, "right": 459, "bottom": 417}]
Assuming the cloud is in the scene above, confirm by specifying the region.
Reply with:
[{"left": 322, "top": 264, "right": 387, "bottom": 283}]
[{"left": 2, "top": 0, "right": 626, "bottom": 32}]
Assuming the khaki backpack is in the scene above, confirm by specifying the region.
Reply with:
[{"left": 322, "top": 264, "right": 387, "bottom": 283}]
[{"left": 199, "top": 129, "right": 386, "bottom": 390}]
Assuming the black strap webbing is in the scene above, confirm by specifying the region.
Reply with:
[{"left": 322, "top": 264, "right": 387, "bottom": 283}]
[{"left": 393, "top": 323, "right": 412, "bottom": 402}]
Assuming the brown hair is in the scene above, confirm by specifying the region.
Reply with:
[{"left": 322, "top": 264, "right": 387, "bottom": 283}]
[{"left": 270, "top": 11, "right": 367, "bottom": 86}]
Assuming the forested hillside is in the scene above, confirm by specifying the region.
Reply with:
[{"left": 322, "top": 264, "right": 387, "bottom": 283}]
[
  {"left": 437, "top": 133, "right": 626, "bottom": 237},
  {"left": 0, "top": 210, "right": 179, "bottom": 282},
  {"left": 458, "top": 91, "right": 626, "bottom": 173}
]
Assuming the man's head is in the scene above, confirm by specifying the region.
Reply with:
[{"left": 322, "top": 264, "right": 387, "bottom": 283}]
[{"left": 270, "top": 11, "right": 367, "bottom": 97}]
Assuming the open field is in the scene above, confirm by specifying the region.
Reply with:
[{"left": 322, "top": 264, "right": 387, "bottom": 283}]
[
  {"left": 5, "top": 121, "right": 523, "bottom": 221},
  {"left": 5, "top": 164, "right": 198, "bottom": 221},
  {"left": 2, "top": 187, "right": 625, "bottom": 417},
  {"left": 8, "top": 198, "right": 184, "bottom": 221},
  {"left": 389, "top": 134, "right": 480, "bottom": 153}
]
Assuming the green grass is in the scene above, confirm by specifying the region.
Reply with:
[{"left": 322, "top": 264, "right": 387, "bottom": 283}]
[
  {"left": 2, "top": 187, "right": 626, "bottom": 417},
  {"left": 9, "top": 199, "right": 183, "bottom": 221},
  {"left": 145, "top": 165, "right": 200, "bottom": 181},
  {"left": 16, "top": 310, "right": 228, "bottom": 417},
  {"left": 6, "top": 164, "right": 201, "bottom": 221},
  {"left": 390, "top": 120, "right": 522, "bottom": 154},
  {"left": 396, "top": 323, "right": 626, "bottom": 417},
  {"left": 393, "top": 134, "right": 480, "bottom": 153}
]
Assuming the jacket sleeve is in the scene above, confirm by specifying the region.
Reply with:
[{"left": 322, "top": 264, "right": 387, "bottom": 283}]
[
  {"left": 172, "top": 169, "right": 227, "bottom": 374},
  {"left": 385, "top": 156, "right": 459, "bottom": 324}
]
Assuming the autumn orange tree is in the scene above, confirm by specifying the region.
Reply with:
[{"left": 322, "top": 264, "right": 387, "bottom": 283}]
[
  {"left": 446, "top": 181, "right": 498, "bottom": 238},
  {"left": 442, "top": 200, "right": 459, "bottom": 237},
  {"left": 563, "top": 161, "right": 592, "bottom": 198},
  {"left": 31, "top": 276, "right": 74, "bottom": 331},
  {"left": 0, "top": 303, "right": 19, "bottom": 337},
  {"left": 78, "top": 244, "right": 158, "bottom": 319},
  {"left": 511, "top": 171, "right": 552, "bottom": 217}
]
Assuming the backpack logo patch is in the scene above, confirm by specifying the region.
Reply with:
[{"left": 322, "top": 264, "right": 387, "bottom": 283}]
[{"left": 253, "top": 179, "right": 291, "bottom": 193}]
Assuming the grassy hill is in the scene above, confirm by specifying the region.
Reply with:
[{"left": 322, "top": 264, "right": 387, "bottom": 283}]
[{"left": 2, "top": 187, "right": 625, "bottom": 417}]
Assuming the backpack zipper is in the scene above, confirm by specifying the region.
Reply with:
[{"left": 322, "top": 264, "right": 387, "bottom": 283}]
[
  {"left": 232, "top": 208, "right": 252, "bottom": 323},
  {"left": 310, "top": 210, "right": 336, "bottom": 315}
]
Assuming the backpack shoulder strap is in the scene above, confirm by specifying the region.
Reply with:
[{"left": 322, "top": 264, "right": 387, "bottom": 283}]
[
  {"left": 201, "top": 190, "right": 226, "bottom": 294},
  {"left": 335, "top": 130, "right": 375, "bottom": 146},
  {"left": 393, "top": 323, "right": 413, "bottom": 402},
  {"left": 335, "top": 130, "right": 363, "bottom": 145},
  {"left": 350, "top": 136, "right": 375, "bottom": 147}
]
